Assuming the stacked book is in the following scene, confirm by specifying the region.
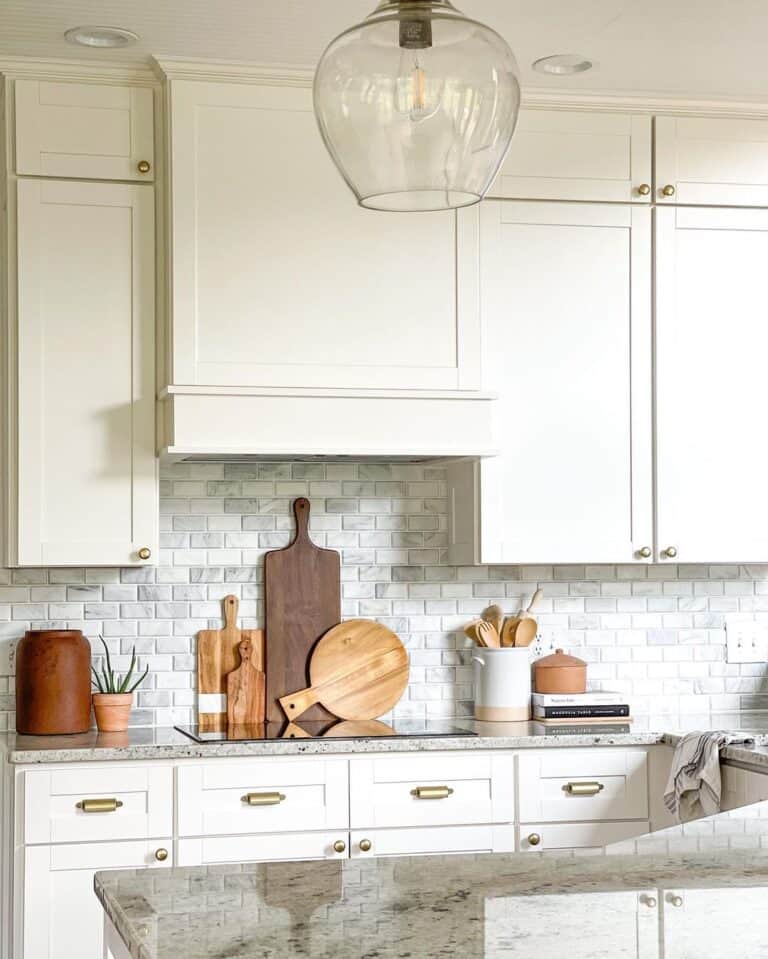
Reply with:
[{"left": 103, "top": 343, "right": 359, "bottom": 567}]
[{"left": 532, "top": 691, "right": 631, "bottom": 725}]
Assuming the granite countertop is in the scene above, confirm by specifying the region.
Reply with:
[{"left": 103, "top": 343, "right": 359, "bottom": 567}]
[
  {"left": 96, "top": 797, "right": 768, "bottom": 959},
  {"left": 5, "top": 712, "right": 768, "bottom": 765}
]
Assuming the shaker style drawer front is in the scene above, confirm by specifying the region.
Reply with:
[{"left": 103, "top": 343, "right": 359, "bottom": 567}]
[
  {"left": 518, "top": 820, "right": 650, "bottom": 852},
  {"left": 349, "top": 754, "right": 514, "bottom": 829},
  {"left": 350, "top": 823, "right": 516, "bottom": 859},
  {"left": 15, "top": 78, "right": 155, "bottom": 181},
  {"left": 518, "top": 749, "right": 648, "bottom": 823},
  {"left": 177, "top": 760, "right": 349, "bottom": 836},
  {"left": 23, "top": 766, "right": 173, "bottom": 844},
  {"left": 177, "top": 831, "right": 349, "bottom": 866}
]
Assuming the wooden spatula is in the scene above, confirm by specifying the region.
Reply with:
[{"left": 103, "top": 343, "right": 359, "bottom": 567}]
[
  {"left": 482, "top": 604, "right": 504, "bottom": 636},
  {"left": 476, "top": 620, "right": 501, "bottom": 649},
  {"left": 226, "top": 631, "right": 266, "bottom": 726}
]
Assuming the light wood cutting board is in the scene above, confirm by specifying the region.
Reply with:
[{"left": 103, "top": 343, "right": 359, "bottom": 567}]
[{"left": 197, "top": 595, "right": 260, "bottom": 731}]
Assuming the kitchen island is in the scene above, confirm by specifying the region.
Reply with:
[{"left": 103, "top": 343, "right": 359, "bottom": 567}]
[{"left": 96, "top": 796, "right": 768, "bottom": 958}]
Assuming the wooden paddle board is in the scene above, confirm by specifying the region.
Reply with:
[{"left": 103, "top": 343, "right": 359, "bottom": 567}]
[
  {"left": 197, "top": 595, "right": 259, "bottom": 731},
  {"left": 226, "top": 631, "right": 266, "bottom": 726},
  {"left": 264, "top": 497, "right": 341, "bottom": 724},
  {"left": 279, "top": 619, "right": 409, "bottom": 721}
]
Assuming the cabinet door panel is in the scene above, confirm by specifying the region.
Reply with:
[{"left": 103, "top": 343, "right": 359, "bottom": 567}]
[
  {"left": 456, "top": 201, "right": 652, "bottom": 564},
  {"left": 518, "top": 820, "right": 650, "bottom": 851},
  {"left": 15, "top": 79, "right": 154, "bottom": 181},
  {"left": 177, "top": 832, "right": 346, "bottom": 866},
  {"left": 350, "top": 824, "right": 515, "bottom": 858},
  {"left": 22, "top": 840, "right": 172, "bottom": 959},
  {"left": 655, "top": 206, "right": 768, "bottom": 562},
  {"left": 169, "top": 80, "right": 479, "bottom": 391},
  {"left": 656, "top": 115, "right": 768, "bottom": 206},
  {"left": 663, "top": 888, "right": 768, "bottom": 958},
  {"left": 15, "top": 179, "right": 157, "bottom": 566},
  {"left": 490, "top": 110, "right": 651, "bottom": 203}
]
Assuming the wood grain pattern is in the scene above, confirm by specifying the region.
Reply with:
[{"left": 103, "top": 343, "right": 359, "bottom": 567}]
[
  {"left": 197, "top": 595, "right": 259, "bottom": 731},
  {"left": 279, "top": 619, "right": 409, "bottom": 721},
  {"left": 226, "top": 631, "right": 266, "bottom": 726},
  {"left": 265, "top": 498, "right": 341, "bottom": 724}
]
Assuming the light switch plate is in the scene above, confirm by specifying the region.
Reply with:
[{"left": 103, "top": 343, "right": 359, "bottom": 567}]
[{"left": 725, "top": 615, "right": 768, "bottom": 664}]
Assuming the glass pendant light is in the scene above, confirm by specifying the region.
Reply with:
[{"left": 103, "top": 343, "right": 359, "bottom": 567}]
[{"left": 314, "top": 0, "right": 521, "bottom": 212}]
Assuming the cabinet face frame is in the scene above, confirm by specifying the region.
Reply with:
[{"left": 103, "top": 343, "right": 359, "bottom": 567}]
[
  {"left": 13, "top": 177, "right": 157, "bottom": 567},
  {"left": 166, "top": 78, "right": 481, "bottom": 393}
]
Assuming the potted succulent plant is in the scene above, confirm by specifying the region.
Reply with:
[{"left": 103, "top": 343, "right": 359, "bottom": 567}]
[{"left": 91, "top": 636, "right": 149, "bottom": 732}]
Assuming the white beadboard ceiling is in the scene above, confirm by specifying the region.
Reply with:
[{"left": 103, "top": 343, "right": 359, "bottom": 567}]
[{"left": 0, "top": 0, "right": 766, "bottom": 100}]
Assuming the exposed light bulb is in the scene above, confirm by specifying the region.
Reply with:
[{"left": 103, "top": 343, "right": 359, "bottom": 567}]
[{"left": 395, "top": 50, "right": 442, "bottom": 122}]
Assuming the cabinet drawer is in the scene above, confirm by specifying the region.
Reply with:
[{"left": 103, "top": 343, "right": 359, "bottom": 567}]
[
  {"left": 177, "top": 759, "right": 348, "bottom": 836},
  {"left": 349, "top": 753, "right": 514, "bottom": 829},
  {"left": 350, "top": 824, "right": 515, "bottom": 858},
  {"left": 518, "top": 748, "right": 648, "bottom": 823},
  {"left": 177, "top": 831, "right": 347, "bottom": 866},
  {"left": 23, "top": 766, "right": 173, "bottom": 844},
  {"left": 518, "top": 820, "right": 650, "bottom": 852},
  {"left": 15, "top": 79, "right": 154, "bottom": 180}
]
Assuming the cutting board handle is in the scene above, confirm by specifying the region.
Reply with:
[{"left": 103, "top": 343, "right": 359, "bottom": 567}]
[
  {"left": 223, "top": 594, "right": 239, "bottom": 630},
  {"left": 292, "top": 497, "right": 311, "bottom": 543},
  {"left": 279, "top": 685, "right": 320, "bottom": 719}
]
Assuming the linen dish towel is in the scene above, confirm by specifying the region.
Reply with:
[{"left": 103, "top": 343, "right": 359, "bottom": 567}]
[{"left": 664, "top": 730, "right": 754, "bottom": 822}]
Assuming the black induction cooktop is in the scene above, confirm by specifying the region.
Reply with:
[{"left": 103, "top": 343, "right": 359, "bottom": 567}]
[{"left": 175, "top": 720, "right": 476, "bottom": 743}]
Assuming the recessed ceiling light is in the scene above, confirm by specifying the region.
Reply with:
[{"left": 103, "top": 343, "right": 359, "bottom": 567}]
[
  {"left": 64, "top": 25, "right": 140, "bottom": 48},
  {"left": 532, "top": 54, "right": 593, "bottom": 76}
]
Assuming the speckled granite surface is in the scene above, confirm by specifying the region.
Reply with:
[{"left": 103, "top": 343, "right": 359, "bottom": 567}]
[
  {"left": 5, "top": 712, "right": 768, "bottom": 765},
  {"left": 96, "top": 797, "right": 768, "bottom": 959}
]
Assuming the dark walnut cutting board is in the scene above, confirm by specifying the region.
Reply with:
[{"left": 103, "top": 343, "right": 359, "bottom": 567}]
[{"left": 264, "top": 497, "right": 341, "bottom": 724}]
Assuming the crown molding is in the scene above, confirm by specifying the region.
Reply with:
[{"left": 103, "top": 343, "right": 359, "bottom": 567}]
[
  {"left": 152, "top": 57, "right": 313, "bottom": 86},
  {"left": 0, "top": 55, "right": 157, "bottom": 85},
  {"left": 521, "top": 85, "right": 768, "bottom": 118}
]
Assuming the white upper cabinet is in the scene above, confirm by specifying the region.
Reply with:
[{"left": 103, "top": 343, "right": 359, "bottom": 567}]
[
  {"left": 167, "top": 79, "right": 480, "bottom": 392},
  {"left": 14, "top": 79, "right": 155, "bottom": 181},
  {"left": 655, "top": 206, "right": 768, "bottom": 563},
  {"left": 12, "top": 179, "right": 157, "bottom": 566},
  {"left": 448, "top": 201, "right": 653, "bottom": 565},
  {"left": 488, "top": 110, "right": 652, "bottom": 203},
  {"left": 655, "top": 115, "right": 768, "bottom": 206}
]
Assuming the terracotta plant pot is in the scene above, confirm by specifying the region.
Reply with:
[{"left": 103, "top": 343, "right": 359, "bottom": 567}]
[{"left": 92, "top": 693, "right": 133, "bottom": 733}]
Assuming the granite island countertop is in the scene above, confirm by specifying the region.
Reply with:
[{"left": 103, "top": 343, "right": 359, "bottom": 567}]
[
  {"left": 96, "top": 796, "right": 768, "bottom": 959},
  {"left": 6, "top": 712, "right": 768, "bottom": 765}
]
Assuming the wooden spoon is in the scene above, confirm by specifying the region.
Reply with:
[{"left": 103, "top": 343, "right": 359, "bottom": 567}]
[
  {"left": 513, "top": 617, "right": 538, "bottom": 647},
  {"left": 476, "top": 620, "right": 501, "bottom": 649},
  {"left": 524, "top": 588, "right": 544, "bottom": 618},
  {"left": 501, "top": 616, "right": 520, "bottom": 647},
  {"left": 482, "top": 604, "right": 504, "bottom": 636},
  {"left": 464, "top": 620, "right": 487, "bottom": 647}
]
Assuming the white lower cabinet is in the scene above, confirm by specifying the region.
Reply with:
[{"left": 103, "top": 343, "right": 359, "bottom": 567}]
[
  {"left": 20, "top": 840, "right": 172, "bottom": 959},
  {"left": 485, "top": 891, "right": 660, "bottom": 959},
  {"left": 177, "top": 831, "right": 348, "bottom": 866},
  {"left": 350, "top": 824, "right": 516, "bottom": 859},
  {"left": 518, "top": 820, "right": 650, "bottom": 852},
  {"left": 720, "top": 763, "right": 768, "bottom": 811},
  {"left": 662, "top": 888, "right": 768, "bottom": 958}
]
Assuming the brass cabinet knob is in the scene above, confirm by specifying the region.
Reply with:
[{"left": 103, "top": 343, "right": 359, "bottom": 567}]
[
  {"left": 359, "top": 839, "right": 372, "bottom": 852},
  {"left": 333, "top": 840, "right": 346, "bottom": 854},
  {"left": 155, "top": 848, "right": 168, "bottom": 862},
  {"left": 662, "top": 184, "right": 676, "bottom": 197},
  {"left": 637, "top": 183, "right": 651, "bottom": 196},
  {"left": 662, "top": 546, "right": 678, "bottom": 559},
  {"left": 527, "top": 833, "right": 541, "bottom": 846},
  {"left": 138, "top": 547, "right": 151, "bottom": 560},
  {"left": 137, "top": 160, "right": 151, "bottom": 174},
  {"left": 638, "top": 546, "right": 652, "bottom": 559},
  {"left": 669, "top": 894, "right": 683, "bottom": 907},
  {"left": 641, "top": 895, "right": 657, "bottom": 909}
]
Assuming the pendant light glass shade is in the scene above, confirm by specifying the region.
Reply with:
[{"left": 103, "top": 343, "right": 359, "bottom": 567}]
[{"left": 314, "top": 0, "right": 520, "bottom": 212}]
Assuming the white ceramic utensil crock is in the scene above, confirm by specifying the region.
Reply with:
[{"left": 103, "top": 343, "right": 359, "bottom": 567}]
[{"left": 472, "top": 647, "right": 532, "bottom": 721}]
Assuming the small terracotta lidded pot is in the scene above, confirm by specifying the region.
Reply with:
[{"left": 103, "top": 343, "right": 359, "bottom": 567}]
[{"left": 533, "top": 648, "right": 587, "bottom": 694}]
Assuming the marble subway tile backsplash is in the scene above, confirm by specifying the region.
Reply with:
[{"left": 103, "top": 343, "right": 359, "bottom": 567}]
[{"left": 1, "top": 460, "right": 768, "bottom": 730}]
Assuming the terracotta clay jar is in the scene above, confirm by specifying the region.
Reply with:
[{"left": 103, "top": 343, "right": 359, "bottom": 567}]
[
  {"left": 15, "top": 630, "right": 92, "bottom": 734},
  {"left": 533, "top": 648, "right": 588, "bottom": 694}
]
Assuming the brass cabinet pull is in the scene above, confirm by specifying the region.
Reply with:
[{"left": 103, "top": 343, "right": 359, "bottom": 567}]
[
  {"left": 137, "top": 160, "right": 151, "bottom": 174},
  {"left": 241, "top": 791, "right": 286, "bottom": 806},
  {"left": 155, "top": 848, "right": 168, "bottom": 862},
  {"left": 662, "top": 184, "right": 676, "bottom": 197},
  {"left": 138, "top": 547, "right": 151, "bottom": 560},
  {"left": 359, "top": 838, "right": 372, "bottom": 852},
  {"left": 76, "top": 798, "right": 123, "bottom": 813},
  {"left": 333, "top": 839, "right": 346, "bottom": 853},
  {"left": 410, "top": 785, "right": 454, "bottom": 800},
  {"left": 637, "top": 183, "right": 651, "bottom": 196},
  {"left": 563, "top": 781, "right": 605, "bottom": 797},
  {"left": 638, "top": 546, "right": 652, "bottom": 559},
  {"left": 527, "top": 833, "right": 541, "bottom": 846},
  {"left": 661, "top": 546, "right": 678, "bottom": 559}
]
